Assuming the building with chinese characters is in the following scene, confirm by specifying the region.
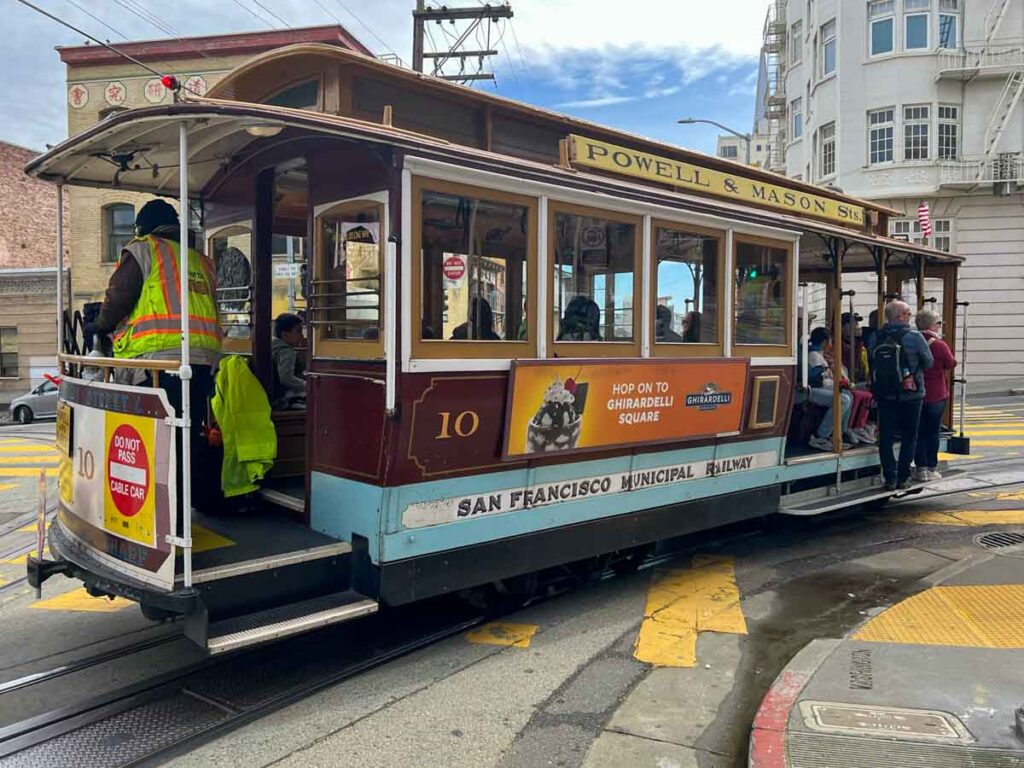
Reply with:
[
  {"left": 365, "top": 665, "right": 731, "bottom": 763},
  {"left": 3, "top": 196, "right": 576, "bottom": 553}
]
[
  {"left": 753, "top": 0, "right": 1024, "bottom": 385},
  {"left": 0, "top": 139, "right": 69, "bottom": 405},
  {"left": 58, "top": 25, "right": 370, "bottom": 307}
]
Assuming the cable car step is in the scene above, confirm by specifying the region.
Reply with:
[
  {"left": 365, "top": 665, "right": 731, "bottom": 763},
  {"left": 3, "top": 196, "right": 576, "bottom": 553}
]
[
  {"left": 780, "top": 483, "right": 922, "bottom": 516},
  {"left": 203, "top": 591, "right": 378, "bottom": 654}
]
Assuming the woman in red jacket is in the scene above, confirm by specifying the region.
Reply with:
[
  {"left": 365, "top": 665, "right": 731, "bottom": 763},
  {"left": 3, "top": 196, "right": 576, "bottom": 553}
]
[{"left": 914, "top": 309, "right": 957, "bottom": 481}]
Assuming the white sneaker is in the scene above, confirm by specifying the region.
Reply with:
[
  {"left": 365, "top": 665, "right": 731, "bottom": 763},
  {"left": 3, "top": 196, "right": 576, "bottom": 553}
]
[
  {"left": 928, "top": 469, "right": 942, "bottom": 480},
  {"left": 844, "top": 431, "right": 860, "bottom": 447},
  {"left": 912, "top": 468, "right": 929, "bottom": 482},
  {"left": 808, "top": 435, "right": 833, "bottom": 452},
  {"left": 854, "top": 427, "right": 878, "bottom": 444}
]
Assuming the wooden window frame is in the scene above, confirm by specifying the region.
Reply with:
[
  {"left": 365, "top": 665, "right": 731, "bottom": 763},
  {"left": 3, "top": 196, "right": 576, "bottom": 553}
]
[
  {"left": 261, "top": 75, "right": 324, "bottom": 111},
  {"left": 548, "top": 201, "right": 642, "bottom": 358},
  {"left": 732, "top": 234, "right": 793, "bottom": 358},
  {"left": 207, "top": 223, "right": 254, "bottom": 357},
  {"left": 313, "top": 198, "right": 386, "bottom": 359},
  {"left": 748, "top": 374, "right": 782, "bottom": 429},
  {"left": 411, "top": 176, "right": 538, "bottom": 360},
  {"left": 650, "top": 219, "right": 726, "bottom": 358}
]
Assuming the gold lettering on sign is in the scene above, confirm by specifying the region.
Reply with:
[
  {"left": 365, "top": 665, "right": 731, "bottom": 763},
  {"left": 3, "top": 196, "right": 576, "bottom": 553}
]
[
  {"left": 436, "top": 410, "right": 481, "bottom": 440},
  {"left": 568, "top": 135, "right": 865, "bottom": 227}
]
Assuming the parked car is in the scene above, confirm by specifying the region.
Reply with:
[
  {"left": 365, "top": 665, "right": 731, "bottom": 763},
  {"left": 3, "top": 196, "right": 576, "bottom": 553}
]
[{"left": 9, "top": 379, "right": 59, "bottom": 424}]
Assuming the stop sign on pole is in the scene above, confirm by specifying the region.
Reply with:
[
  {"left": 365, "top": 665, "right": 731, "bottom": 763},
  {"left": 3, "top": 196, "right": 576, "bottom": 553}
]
[
  {"left": 443, "top": 255, "right": 465, "bottom": 280},
  {"left": 107, "top": 423, "right": 150, "bottom": 518}
]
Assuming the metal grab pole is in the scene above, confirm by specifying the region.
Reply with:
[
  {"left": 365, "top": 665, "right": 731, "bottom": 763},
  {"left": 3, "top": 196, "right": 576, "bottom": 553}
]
[
  {"left": 800, "top": 282, "right": 809, "bottom": 388},
  {"left": 55, "top": 184, "right": 64, "bottom": 368},
  {"left": 178, "top": 121, "right": 193, "bottom": 589},
  {"left": 958, "top": 301, "right": 969, "bottom": 437}
]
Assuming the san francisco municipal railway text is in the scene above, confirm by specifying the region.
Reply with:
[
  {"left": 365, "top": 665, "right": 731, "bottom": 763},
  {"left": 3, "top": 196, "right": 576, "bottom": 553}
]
[{"left": 402, "top": 450, "right": 778, "bottom": 529}]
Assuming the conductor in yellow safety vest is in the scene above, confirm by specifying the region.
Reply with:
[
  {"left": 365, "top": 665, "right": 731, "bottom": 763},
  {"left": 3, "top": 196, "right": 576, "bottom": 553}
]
[{"left": 95, "top": 199, "right": 224, "bottom": 513}]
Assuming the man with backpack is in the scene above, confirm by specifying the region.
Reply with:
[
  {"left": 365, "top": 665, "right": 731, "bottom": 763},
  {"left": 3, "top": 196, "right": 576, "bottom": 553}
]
[{"left": 870, "top": 300, "right": 934, "bottom": 490}]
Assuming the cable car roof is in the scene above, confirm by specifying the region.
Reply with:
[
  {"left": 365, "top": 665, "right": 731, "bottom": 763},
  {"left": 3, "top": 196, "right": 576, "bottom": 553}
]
[{"left": 25, "top": 98, "right": 961, "bottom": 268}]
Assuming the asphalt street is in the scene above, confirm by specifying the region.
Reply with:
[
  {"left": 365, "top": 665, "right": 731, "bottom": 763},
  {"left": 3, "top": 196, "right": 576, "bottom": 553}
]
[{"left": 0, "top": 399, "right": 1020, "bottom": 767}]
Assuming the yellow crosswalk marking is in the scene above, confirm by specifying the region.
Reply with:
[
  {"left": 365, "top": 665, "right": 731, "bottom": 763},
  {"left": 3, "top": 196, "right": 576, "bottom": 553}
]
[
  {"left": 854, "top": 585, "right": 1024, "bottom": 648},
  {"left": 633, "top": 555, "right": 747, "bottom": 668},
  {"left": 889, "top": 510, "right": 1024, "bottom": 527},
  {"left": 938, "top": 452, "right": 984, "bottom": 461},
  {"left": 0, "top": 468, "right": 58, "bottom": 477},
  {"left": 466, "top": 622, "right": 539, "bottom": 648},
  {"left": 967, "top": 491, "right": 1024, "bottom": 501},
  {"left": 966, "top": 430, "right": 1024, "bottom": 436},
  {"left": 962, "top": 422, "right": 1024, "bottom": 428},
  {"left": 970, "top": 440, "right": 1024, "bottom": 447},
  {"left": 0, "top": 445, "right": 58, "bottom": 454},
  {"left": 0, "top": 456, "right": 59, "bottom": 465},
  {"left": 31, "top": 587, "right": 132, "bottom": 613},
  {"left": 5, "top": 548, "right": 48, "bottom": 566},
  {"left": 0, "top": 483, "right": 19, "bottom": 492}
]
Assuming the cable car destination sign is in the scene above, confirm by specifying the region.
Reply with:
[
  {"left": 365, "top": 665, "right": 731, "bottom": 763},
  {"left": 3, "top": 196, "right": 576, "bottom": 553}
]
[{"left": 567, "top": 134, "right": 865, "bottom": 227}]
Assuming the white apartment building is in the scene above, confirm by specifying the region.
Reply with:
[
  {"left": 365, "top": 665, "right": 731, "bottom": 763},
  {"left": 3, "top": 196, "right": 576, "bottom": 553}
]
[
  {"left": 756, "top": 0, "right": 1024, "bottom": 384},
  {"left": 715, "top": 132, "right": 775, "bottom": 167}
]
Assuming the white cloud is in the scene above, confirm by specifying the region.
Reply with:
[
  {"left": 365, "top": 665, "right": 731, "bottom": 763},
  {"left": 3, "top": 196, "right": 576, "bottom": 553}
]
[{"left": 557, "top": 95, "right": 638, "bottom": 109}]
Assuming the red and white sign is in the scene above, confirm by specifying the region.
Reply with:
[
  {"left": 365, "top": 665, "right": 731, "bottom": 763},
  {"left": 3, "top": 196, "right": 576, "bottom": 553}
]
[
  {"left": 107, "top": 424, "right": 149, "bottom": 518},
  {"left": 443, "top": 255, "right": 466, "bottom": 281},
  {"left": 104, "top": 81, "right": 127, "bottom": 107},
  {"left": 67, "top": 84, "right": 89, "bottom": 109}
]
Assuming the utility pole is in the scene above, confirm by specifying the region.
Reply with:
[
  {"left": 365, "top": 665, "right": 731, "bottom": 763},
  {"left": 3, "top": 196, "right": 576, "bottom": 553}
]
[{"left": 412, "top": 2, "right": 514, "bottom": 85}]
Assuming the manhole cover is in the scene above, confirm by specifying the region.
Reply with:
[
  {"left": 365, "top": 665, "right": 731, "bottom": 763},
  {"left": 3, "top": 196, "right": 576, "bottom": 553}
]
[{"left": 975, "top": 531, "right": 1024, "bottom": 550}]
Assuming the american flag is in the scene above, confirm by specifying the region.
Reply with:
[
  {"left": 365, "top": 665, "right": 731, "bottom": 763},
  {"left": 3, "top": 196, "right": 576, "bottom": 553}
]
[{"left": 918, "top": 201, "right": 933, "bottom": 239}]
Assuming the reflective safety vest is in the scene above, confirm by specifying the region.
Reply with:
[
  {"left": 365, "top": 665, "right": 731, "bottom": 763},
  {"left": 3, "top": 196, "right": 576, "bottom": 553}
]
[{"left": 113, "top": 235, "right": 223, "bottom": 359}]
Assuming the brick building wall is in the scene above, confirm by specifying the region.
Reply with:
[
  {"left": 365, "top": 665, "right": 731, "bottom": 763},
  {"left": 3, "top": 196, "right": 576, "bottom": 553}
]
[{"left": 0, "top": 140, "right": 68, "bottom": 269}]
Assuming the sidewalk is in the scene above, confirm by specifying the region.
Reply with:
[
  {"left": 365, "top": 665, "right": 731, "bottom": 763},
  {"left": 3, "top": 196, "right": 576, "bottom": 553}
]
[{"left": 749, "top": 546, "right": 1024, "bottom": 767}]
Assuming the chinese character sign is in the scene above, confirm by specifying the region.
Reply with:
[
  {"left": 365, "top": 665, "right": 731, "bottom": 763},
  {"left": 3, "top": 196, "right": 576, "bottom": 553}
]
[
  {"left": 104, "top": 81, "right": 127, "bottom": 107},
  {"left": 183, "top": 75, "right": 207, "bottom": 96},
  {"left": 144, "top": 78, "right": 166, "bottom": 104},
  {"left": 67, "top": 84, "right": 89, "bottom": 109}
]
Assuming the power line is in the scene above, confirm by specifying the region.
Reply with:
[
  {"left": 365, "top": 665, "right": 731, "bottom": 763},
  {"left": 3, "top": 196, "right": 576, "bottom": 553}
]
[
  {"left": 62, "top": 0, "right": 129, "bottom": 41},
  {"left": 249, "top": 0, "right": 291, "bottom": 28},
  {"left": 228, "top": 0, "right": 277, "bottom": 29},
  {"left": 331, "top": 0, "right": 396, "bottom": 56},
  {"left": 507, "top": 17, "right": 529, "bottom": 78},
  {"left": 110, "top": 0, "right": 214, "bottom": 60},
  {"left": 14, "top": 0, "right": 203, "bottom": 96}
]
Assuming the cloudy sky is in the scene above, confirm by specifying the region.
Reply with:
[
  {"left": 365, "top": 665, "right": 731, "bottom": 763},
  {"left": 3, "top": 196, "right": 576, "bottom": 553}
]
[{"left": 3, "top": 0, "right": 766, "bottom": 155}]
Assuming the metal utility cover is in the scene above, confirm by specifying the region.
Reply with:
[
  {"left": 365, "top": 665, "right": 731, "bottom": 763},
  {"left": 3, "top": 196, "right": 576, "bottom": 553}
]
[{"left": 798, "top": 701, "right": 974, "bottom": 743}]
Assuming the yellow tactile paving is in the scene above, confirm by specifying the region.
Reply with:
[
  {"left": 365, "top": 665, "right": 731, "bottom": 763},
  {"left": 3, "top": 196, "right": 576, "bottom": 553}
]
[
  {"left": 854, "top": 585, "right": 1024, "bottom": 648},
  {"left": 466, "top": 621, "right": 539, "bottom": 648},
  {"left": 31, "top": 587, "right": 133, "bottom": 613},
  {"left": 633, "top": 554, "right": 747, "bottom": 668},
  {"left": 889, "top": 510, "right": 1024, "bottom": 526}
]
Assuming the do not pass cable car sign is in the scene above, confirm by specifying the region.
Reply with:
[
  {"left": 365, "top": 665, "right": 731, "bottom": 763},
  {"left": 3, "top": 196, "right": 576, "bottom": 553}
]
[{"left": 103, "top": 415, "right": 159, "bottom": 547}]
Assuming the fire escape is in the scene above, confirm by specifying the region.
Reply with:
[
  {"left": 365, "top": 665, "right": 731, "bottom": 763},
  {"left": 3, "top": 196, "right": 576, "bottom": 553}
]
[
  {"left": 762, "top": 0, "right": 788, "bottom": 172},
  {"left": 938, "top": 0, "right": 1024, "bottom": 190}
]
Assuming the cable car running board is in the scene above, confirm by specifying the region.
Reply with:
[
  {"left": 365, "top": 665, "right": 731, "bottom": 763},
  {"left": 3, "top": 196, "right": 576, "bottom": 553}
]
[
  {"left": 200, "top": 590, "right": 378, "bottom": 654},
  {"left": 780, "top": 482, "right": 922, "bottom": 516}
]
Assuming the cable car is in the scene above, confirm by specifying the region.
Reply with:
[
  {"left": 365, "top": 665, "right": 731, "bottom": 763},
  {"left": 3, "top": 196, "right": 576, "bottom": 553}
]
[{"left": 25, "top": 45, "right": 966, "bottom": 653}]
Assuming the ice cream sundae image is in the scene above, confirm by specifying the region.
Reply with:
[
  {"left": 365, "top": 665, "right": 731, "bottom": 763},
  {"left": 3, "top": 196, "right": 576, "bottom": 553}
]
[{"left": 526, "top": 375, "right": 588, "bottom": 453}]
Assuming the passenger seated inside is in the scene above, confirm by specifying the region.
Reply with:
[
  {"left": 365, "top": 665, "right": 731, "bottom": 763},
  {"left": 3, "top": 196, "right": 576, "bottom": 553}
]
[
  {"left": 558, "top": 296, "right": 602, "bottom": 341},
  {"left": 271, "top": 312, "right": 306, "bottom": 410},
  {"left": 450, "top": 297, "right": 501, "bottom": 340},
  {"left": 655, "top": 304, "right": 684, "bottom": 342},
  {"left": 682, "top": 311, "right": 702, "bottom": 343},
  {"left": 806, "top": 326, "right": 856, "bottom": 452}
]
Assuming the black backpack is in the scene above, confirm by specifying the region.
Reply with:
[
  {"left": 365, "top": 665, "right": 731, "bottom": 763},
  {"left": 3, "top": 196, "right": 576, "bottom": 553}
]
[{"left": 871, "top": 327, "right": 907, "bottom": 399}]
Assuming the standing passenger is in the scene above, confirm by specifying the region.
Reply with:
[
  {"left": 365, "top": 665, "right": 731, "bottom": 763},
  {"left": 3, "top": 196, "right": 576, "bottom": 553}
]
[
  {"left": 870, "top": 301, "right": 933, "bottom": 490},
  {"left": 914, "top": 309, "right": 956, "bottom": 481}
]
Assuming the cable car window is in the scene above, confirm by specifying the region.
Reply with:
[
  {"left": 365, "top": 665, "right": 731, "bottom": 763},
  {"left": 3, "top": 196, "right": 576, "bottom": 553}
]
[
  {"left": 263, "top": 79, "right": 320, "bottom": 110},
  {"left": 552, "top": 208, "right": 638, "bottom": 348},
  {"left": 313, "top": 199, "right": 382, "bottom": 354},
  {"left": 419, "top": 189, "right": 530, "bottom": 344},
  {"left": 654, "top": 225, "right": 721, "bottom": 350},
  {"left": 209, "top": 226, "right": 253, "bottom": 349},
  {"left": 734, "top": 240, "right": 790, "bottom": 349}
]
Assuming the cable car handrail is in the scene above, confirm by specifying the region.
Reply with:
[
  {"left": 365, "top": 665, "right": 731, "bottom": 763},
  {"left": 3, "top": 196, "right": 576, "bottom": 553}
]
[{"left": 58, "top": 353, "right": 180, "bottom": 372}]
